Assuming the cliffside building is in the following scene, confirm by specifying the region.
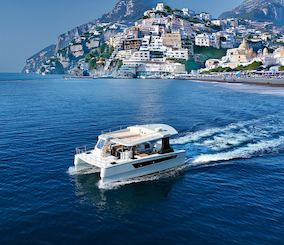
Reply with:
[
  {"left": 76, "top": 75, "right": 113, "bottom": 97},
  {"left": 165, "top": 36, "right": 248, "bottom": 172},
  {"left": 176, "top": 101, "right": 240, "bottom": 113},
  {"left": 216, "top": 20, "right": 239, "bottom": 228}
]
[
  {"left": 123, "top": 38, "right": 142, "bottom": 51},
  {"left": 205, "top": 39, "right": 257, "bottom": 69},
  {"left": 162, "top": 32, "right": 182, "bottom": 49},
  {"left": 195, "top": 33, "right": 219, "bottom": 48}
]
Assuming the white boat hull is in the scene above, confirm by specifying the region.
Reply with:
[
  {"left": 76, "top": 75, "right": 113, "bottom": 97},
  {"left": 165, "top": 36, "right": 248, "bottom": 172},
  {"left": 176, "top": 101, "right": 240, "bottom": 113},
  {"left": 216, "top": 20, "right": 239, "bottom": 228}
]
[
  {"left": 100, "top": 151, "right": 186, "bottom": 184},
  {"left": 74, "top": 150, "right": 186, "bottom": 184}
]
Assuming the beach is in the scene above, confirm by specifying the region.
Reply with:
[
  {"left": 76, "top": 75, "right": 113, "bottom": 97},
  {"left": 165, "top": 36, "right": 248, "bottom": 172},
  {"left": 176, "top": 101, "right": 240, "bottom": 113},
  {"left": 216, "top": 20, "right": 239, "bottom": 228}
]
[{"left": 188, "top": 75, "right": 284, "bottom": 87}]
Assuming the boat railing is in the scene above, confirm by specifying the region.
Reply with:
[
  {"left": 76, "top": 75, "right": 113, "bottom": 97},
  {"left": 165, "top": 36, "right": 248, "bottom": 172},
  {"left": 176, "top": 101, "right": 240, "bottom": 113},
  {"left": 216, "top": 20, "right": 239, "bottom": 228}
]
[{"left": 75, "top": 144, "right": 96, "bottom": 154}]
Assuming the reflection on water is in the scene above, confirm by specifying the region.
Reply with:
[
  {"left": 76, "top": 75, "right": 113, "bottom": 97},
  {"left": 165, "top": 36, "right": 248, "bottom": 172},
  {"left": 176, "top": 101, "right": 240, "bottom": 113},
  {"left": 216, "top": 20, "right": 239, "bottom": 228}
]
[{"left": 73, "top": 172, "right": 183, "bottom": 212}]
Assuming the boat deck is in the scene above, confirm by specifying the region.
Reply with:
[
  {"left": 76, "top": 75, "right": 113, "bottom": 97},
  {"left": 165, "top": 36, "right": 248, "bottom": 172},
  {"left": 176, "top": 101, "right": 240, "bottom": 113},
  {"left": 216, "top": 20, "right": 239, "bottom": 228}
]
[
  {"left": 104, "top": 128, "right": 163, "bottom": 147},
  {"left": 105, "top": 129, "right": 141, "bottom": 140}
]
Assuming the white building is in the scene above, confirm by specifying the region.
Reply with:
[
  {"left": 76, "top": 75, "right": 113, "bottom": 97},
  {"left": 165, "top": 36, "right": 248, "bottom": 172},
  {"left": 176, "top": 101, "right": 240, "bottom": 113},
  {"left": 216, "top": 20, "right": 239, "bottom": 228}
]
[
  {"left": 155, "top": 3, "right": 165, "bottom": 12},
  {"left": 140, "top": 36, "right": 151, "bottom": 51},
  {"left": 205, "top": 59, "right": 221, "bottom": 70},
  {"left": 149, "top": 36, "right": 165, "bottom": 51},
  {"left": 199, "top": 12, "right": 212, "bottom": 21},
  {"left": 211, "top": 20, "right": 222, "bottom": 27},
  {"left": 195, "top": 33, "right": 218, "bottom": 48},
  {"left": 182, "top": 8, "right": 194, "bottom": 17},
  {"left": 195, "top": 34, "right": 210, "bottom": 47},
  {"left": 129, "top": 51, "right": 150, "bottom": 62},
  {"left": 89, "top": 29, "right": 101, "bottom": 36},
  {"left": 116, "top": 50, "right": 134, "bottom": 60},
  {"left": 219, "top": 33, "right": 236, "bottom": 49},
  {"left": 136, "top": 62, "right": 186, "bottom": 75},
  {"left": 260, "top": 33, "right": 272, "bottom": 42},
  {"left": 109, "top": 33, "right": 124, "bottom": 48},
  {"left": 166, "top": 49, "right": 189, "bottom": 60},
  {"left": 274, "top": 47, "right": 284, "bottom": 66},
  {"left": 276, "top": 36, "right": 284, "bottom": 44}
]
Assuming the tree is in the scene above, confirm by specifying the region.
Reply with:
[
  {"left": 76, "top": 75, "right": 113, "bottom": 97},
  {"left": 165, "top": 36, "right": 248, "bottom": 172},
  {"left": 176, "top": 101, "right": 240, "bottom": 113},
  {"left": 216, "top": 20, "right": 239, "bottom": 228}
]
[
  {"left": 164, "top": 5, "right": 172, "bottom": 13},
  {"left": 279, "top": 66, "right": 284, "bottom": 71}
]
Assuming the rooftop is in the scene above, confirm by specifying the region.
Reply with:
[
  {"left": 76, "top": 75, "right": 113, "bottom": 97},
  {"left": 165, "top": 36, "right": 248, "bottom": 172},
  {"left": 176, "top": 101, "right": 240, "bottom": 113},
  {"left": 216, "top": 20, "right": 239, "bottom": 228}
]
[{"left": 102, "top": 124, "right": 178, "bottom": 147}]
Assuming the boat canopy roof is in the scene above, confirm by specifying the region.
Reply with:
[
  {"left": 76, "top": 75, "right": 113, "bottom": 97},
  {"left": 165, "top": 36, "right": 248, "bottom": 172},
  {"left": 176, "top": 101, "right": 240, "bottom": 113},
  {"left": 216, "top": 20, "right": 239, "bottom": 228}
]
[{"left": 101, "top": 124, "right": 178, "bottom": 147}]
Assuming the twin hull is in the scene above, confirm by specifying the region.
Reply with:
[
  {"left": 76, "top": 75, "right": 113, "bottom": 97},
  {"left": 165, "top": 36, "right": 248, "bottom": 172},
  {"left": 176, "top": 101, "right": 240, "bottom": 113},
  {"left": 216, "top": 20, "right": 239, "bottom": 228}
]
[{"left": 75, "top": 151, "right": 186, "bottom": 183}]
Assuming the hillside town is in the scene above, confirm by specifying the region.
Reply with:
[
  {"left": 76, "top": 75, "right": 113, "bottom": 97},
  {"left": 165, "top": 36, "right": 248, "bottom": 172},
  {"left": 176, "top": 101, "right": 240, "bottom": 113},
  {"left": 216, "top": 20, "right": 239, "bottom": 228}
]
[{"left": 30, "top": 2, "right": 284, "bottom": 79}]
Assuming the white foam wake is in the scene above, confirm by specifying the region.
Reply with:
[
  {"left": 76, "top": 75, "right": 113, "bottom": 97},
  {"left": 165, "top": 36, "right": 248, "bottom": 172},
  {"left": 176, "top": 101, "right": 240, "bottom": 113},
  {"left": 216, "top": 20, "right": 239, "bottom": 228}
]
[
  {"left": 171, "top": 114, "right": 284, "bottom": 152},
  {"left": 170, "top": 119, "right": 259, "bottom": 145},
  {"left": 193, "top": 136, "right": 284, "bottom": 164},
  {"left": 68, "top": 166, "right": 100, "bottom": 176},
  {"left": 171, "top": 126, "right": 232, "bottom": 145}
]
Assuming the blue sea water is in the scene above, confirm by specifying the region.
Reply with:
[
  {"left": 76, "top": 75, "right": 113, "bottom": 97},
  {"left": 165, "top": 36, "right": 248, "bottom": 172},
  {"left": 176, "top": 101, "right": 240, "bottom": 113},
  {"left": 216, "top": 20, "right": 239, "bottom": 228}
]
[{"left": 0, "top": 73, "right": 284, "bottom": 244}]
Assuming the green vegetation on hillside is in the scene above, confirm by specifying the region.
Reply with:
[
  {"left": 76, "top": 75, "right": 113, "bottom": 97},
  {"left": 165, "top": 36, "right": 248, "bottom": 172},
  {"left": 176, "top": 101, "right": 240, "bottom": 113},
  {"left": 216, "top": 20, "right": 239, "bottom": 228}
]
[
  {"left": 203, "top": 61, "right": 263, "bottom": 74},
  {"left": 117, "top": 60, "right": 123, "bottom": 69},
  {"left": 179, "top": 16, "right": 202, "bottom": 23},
  {"left": 164, "top": 5, "right": 173, "bottom": 14},
  {"left": 235, "top": 61, "right": 263, "bottom": 71},
  {"left": 183, "top": 59, "right": 204, "bottom": 72},
  {"left": 85, "top": 43, "right": 114, "bottom": 70},
  {"left": 167, "top": 58, "right": 203, "bottom": 72},
  {"left": 193, "top": 46, "right": 228, "bottom": 69},
  {"left": 194, "top": 46, "right": 227, "bottom": 61},
  {"left": 202, "top": 67, "right": 233, "bottom": 74}
]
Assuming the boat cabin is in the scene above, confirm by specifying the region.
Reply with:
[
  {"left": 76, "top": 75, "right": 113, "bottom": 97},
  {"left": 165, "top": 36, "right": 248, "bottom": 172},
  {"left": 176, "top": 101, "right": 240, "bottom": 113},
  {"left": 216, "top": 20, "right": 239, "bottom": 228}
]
[{"left": 95, "top": 124, "right": 177, "bottom": 161}]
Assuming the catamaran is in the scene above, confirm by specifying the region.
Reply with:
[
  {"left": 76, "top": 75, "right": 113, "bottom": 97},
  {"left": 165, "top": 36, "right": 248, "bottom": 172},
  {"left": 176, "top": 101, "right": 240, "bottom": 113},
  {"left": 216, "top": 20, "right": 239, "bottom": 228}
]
[{"left": 74, "top": 124, "right": 186, "bottom": 184}]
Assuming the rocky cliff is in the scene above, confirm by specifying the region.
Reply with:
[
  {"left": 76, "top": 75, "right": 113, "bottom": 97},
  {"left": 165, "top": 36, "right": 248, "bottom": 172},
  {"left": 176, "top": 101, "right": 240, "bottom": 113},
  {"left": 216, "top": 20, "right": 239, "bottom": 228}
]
[
  {"left": 22, "top": 44, "right": 56, "bottom": 73},
  {"left": 220, "top": 0, "right": 284, "bottom": 25},
  {"left": 23, "top": 0, "right": 158, "bottom": 74},
  {"left": 99, "top": 0, "right": 158, "bottom": 23},
  {"left": 56, "top": 0, "right": 158, "bottom": 51}
]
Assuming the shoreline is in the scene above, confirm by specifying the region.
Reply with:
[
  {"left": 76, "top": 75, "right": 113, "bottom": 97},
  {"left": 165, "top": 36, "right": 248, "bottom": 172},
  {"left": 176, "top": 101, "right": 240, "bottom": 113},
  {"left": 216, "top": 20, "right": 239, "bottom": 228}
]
[
  {"left": 187, "top": 76, "right": 284, "bottom": 88},
  {"left": 57, "top": 74, "right": 284, "bottom": 88}
]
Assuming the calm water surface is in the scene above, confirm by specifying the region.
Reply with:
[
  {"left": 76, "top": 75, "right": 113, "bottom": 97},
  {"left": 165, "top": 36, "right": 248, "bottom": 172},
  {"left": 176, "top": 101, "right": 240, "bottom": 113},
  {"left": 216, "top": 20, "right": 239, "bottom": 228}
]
[{"left": 0, "top": 73, "right": 284, "bottom": 244}]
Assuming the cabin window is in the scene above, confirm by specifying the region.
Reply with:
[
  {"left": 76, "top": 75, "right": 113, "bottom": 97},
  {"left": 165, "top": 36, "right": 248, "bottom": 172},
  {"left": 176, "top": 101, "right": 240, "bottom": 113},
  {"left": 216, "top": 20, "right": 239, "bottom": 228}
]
[
  {"left": 96, "top": 139, "right": 106, "bottom": 149},
  {"left": 145, "top": 143, "right": 150, "bottom": 149}
]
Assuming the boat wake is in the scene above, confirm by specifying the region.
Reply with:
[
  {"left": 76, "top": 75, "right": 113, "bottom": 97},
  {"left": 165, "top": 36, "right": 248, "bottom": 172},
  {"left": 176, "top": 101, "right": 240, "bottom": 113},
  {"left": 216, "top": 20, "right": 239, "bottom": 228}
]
[
  {"left": 70, "top": 114, "right": 284, "bottom": 189},
  {"left": 193, "top": 136, "right": 284, "bottom": 164},
  {"left": 68, "top": 166, "right": 100, "bottom": 176},
  {"left": 172, "top": 113, "right": 284, "bottom": 167}
]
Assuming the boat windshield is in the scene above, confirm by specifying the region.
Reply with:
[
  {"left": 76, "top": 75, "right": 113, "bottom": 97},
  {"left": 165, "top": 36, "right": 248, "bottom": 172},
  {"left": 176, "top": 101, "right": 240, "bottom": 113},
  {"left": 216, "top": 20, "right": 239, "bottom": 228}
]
[{"left": 96, "top": 139, "right": 106, "bottom": 149}]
